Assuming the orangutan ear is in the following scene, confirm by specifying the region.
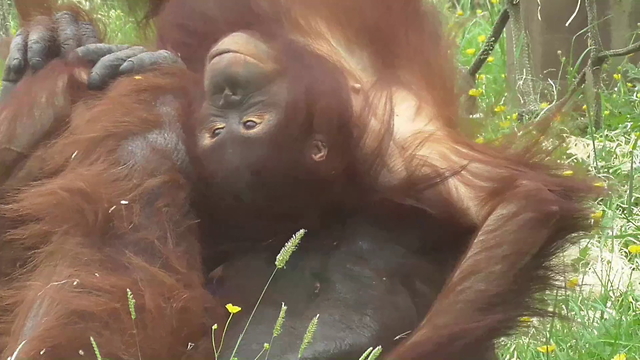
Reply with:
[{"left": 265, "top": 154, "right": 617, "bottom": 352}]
[{"left": 307, "top": 134, "right": 328, "bottom": 162}]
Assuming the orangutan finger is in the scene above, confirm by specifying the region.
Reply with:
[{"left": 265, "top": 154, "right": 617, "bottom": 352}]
[
  {"left": 119, "top": 50, "right": 185, "bottom": 75},
  {"left": 87, "top": 46, "right": 147, "bottom": 90},
  {"left": 2, "top": 29, "right": 29, "bottom": 82},
  {"left": 78, "top": 21, "right": 100, "bottom": 45},
  {"left": 74, "top": 44, "right": 132, "bottom": 64},
  {"left": 26, "top": 16, "right": 57, "bottom": 72},
  {"left": 54, "top": 11, "right": 80, "bottom": 55}
]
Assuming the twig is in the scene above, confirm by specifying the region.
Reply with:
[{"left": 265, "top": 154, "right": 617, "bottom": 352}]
[
  {"left": 584, "top": 0, "right": 604, "bottom": 131},
  {"left": 468, "top": 7, "right": 510, "bottom": 78},
  {"left": 598, "top": 41, "right": 640, "bottom": 60},
  {"left": 535, "top": 40, "right": 640, "bottom": 123},
  {"left": 506, "top": 0, "right": 537, "bottom": 111}
]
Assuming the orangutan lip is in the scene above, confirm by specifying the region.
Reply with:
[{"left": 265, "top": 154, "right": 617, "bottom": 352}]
[{"left": 207, "top": 49, "right": 256, "bottom": 63}]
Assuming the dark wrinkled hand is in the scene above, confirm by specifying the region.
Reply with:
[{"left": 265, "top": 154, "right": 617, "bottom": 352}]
[
  {"left": 2, "top": 11, "right": 99, "bottom": 84},
  {"left": 74, "top": 44, "right": 185, "bottom": 90},
  {"left": 1, "top": 10, "right": 185, "bottom": 97}
]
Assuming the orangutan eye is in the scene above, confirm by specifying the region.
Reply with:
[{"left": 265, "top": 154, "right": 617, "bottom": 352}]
[
  {"left": 242, "top": 119, "right": 259, "bottom": 130},
  {"left": 210, "top": 125, "right": 225, "bottom": 138}
]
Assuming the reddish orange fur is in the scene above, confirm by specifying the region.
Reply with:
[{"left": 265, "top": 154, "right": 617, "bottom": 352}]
[
  {"left": 0, "top": 60, "right": 91, "bottom": 311},
  {"left": 0, "top": 1, "right": 603, "bottom": 359},
  {"left": 0, "top": 60, "right": 93, "bottom": 188},
  {"left": 0, "top": 64, "right": 223, "bottom": 359},
  {"left": 14, "top": 0, "right": 56, "bottom": 22}
]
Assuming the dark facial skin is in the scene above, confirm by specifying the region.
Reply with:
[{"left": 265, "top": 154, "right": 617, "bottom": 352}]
[{"left": 193, "top": 32, "right": 334, "bottom": 215}]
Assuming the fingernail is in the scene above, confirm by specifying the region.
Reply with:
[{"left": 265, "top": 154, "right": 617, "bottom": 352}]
[
  {"left": 11, "top": 59, "right": 24, "bottom": 70},
  {"left": 87, "top": 72, "right": 105, "bottom": 90},
  {"left": 119, "top": 60, "right": 134, "bottom": 74},
  {"left": 30, "top": 58, "right": 44, "bottom": 71}
]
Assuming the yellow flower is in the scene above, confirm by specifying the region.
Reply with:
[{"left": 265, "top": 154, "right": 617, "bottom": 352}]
[
  {"left": 468, "top": 88, "right": 483, "bottom": 97},
  {"left": 612, "top": 354, "right": 627, "bottom": 360},
  {"left": 491, "top": 0, "right": 499, "bottom": 3},
  {"left": 566, "top": 277, "right": 579, "bottom": 289},
  {"left": 499, "top": 121, "right": 511, "bottom": 128},
  {"left": 627, "top": 82, "right": 634, "bottom": 88},
  {"left": 477, "top": 74, "right": 486, "bottom": 81},
  {"left": 540, "top": 102, "right": 550, "bottom": 109},
  {"left": 628, "top": 245, "right": 640, "bottom": 255},
  {"left": 475, "top": 137, "right": 485, "bottom": 144},
  {"left": 476, "top": 9, "right": 484, "bottom": 15},
  {"left": 510, "top": 113, "right": 518, "bottom": 121},
  {"left": 225, "top": 303, "right": 242, "bottom": 314},
  {"left": 604, "top": 110, "right": 611, "bottom": 116},
  {"left": 613, "top": 73, "right": 622, "bottom": 80},
  {"left": 519, "top": 317, "right": 533, "bottom": 323},
  {"left": 537, "top": 345, "right": 556, "bottom": 354},
  {"left": 478, "top": 35, "right": 487, "bottom": 43},
  {"left": 494, "top": 105, "right": 507, "bottom": 113},
  {"left": 591, "top": 210, "right": 604, "bottom": 220},
  {"left": 465, "top": 48, "right": 477, "bottom": 56},
  {"left": 562, "top": 170, "right": 574, "bottom": 177},
  {"left": 456, "top": 10, "right": 464, "bottom": 16},
  {"left": 487, "top": 56, "right": 495, "bottom": 63},
  {"left": 582, "top": 105, "right": 587, "bottom": 111}
]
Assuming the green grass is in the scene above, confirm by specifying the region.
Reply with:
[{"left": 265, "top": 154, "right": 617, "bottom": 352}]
[
  {"left": 441, "top": 1, "right": 640, "bottom": 360},
  {"left": 1, "top": 0, "right": 639, "bottom": 359}
]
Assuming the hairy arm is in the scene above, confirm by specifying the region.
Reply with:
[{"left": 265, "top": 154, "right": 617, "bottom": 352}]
[
  {"left": 386, "top": 109, "right": 597, "bottom": 359},
  {"left": 0, "top": 60, "right": 90, "bottom": 187}
]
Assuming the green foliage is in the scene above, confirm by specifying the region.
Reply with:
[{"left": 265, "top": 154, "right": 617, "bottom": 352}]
[
  {"left": 69, "top": 0, "right": 148, "bottom": 45},
  {"left": 443, "top": 1, "right": 640, "bottom": 360}
]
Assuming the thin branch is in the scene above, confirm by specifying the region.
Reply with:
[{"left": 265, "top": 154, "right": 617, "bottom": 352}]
[
  {"left": 506, "top": 0, "right": 537, "bottom": 111},
  {"left": 468, "top": 7, "right": 510, "bottom": 78},
  {"left": 600, "top": 41, "right": 640, "bottom": 59},
  {"left": 584, "top": 0, "right": 604, "bottom": 132},
  {"left": 535, "top": 39, "right": 640, "bottom": 123}
]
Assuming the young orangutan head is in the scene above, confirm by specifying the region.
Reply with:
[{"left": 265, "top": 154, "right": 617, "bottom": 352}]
[{"left": 190, "top": 31, "right": 359, "bottom": 213}]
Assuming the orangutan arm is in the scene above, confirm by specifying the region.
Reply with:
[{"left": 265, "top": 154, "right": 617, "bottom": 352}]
[
  {"left": 0, "top": 60, "right": 90, "bottom": 186},
  {"left": 387, "top": 123, "right": 596, "bottom": 360}
]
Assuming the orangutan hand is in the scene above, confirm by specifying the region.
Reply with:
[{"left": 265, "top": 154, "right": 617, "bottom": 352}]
[
  {"left": 2, "top": 10, "right": 184, "bottom": 96},
  {"left": 74, "top": 44, "right": 185, "bottom": 90}
]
